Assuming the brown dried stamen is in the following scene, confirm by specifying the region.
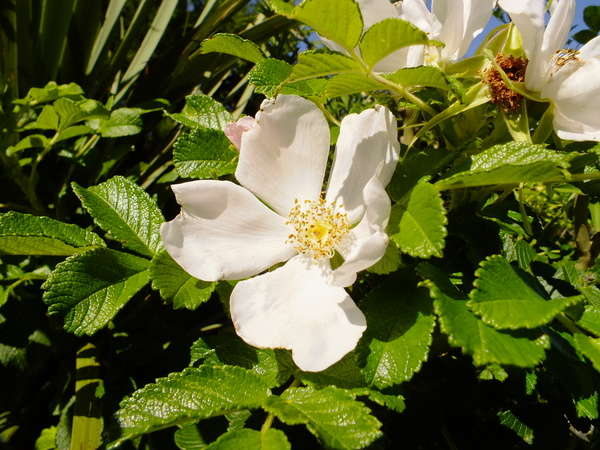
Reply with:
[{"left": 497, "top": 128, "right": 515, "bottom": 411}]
[{"left": 483, "top": 54, "right": 528, "bottom": 113}]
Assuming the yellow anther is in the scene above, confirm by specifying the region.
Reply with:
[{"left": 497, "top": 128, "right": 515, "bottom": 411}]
[{"left": 285, "top": 197, "right": 350, "bottom": 260}]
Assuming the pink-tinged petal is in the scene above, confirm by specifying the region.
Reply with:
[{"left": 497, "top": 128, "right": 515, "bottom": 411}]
[
  {"left": 235, "top": 95, "right": 330, "bottom": 216},
  {"left": 331, "top": 177, "right": 391, "bottom": 287},
  {"left": 230, "top": 255, "right": 366, "bottom": 372},
  {"left": 161, "top": 180, "right": 295, "bottom": 281},
  {"left": 224, "top": 116, "right": 256, "bottom": 151},
  {"left": 326, "top": 105, "right": 399, "bottom": 224}
]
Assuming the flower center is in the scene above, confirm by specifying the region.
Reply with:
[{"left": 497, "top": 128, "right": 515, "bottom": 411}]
[
  {"left": 286, "top": 197, "right": 350, "bottom": 260},
  {"left": 483, "top": 54, "right": 528, "bottom": 113}
]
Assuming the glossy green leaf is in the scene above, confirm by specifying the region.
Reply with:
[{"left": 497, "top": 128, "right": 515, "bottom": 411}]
[
  {"left": 0, "top": 212, "right": 104, "bottom": 256},
  {"left": 359, "top": 18, "right": 434, "bottom": 68},
  {"left": 577, "top": 304, "right": 600, "bottom": 336},
  {"left": 384, "top": 66, "right": 449, "bottom": 90},
  {"left": 97, "top": 108, "right": 143, "bottom": 137},
  {"left": 72, "top": 176, "right": 164, "bottom": 257},
  {"left": 286, "top": 52, "right": 361, "bottom": 83},
  {"left": 263, "top": 387, "right": 381, "bottom": 450},
  {"left": 167, "top": 94, "right": 232, "bottom": 130},
  {"left": 359, "top": 278, "right": 435, "bottom": 388},
  {"left": 467, "top": 256, "right": 581, "bottom": 329},
  {"left": 390, "top": 181, "right": 447, "bottom": 258},
  {"left": 497, "top": 410, "right": 534, "bottom": 445},
  {"left": 114, "top": 366, "right": 271, "bottom": 444},
  {"left": 574, "top": 334, "right": 600, "bottom": 372},
  {"left": 324, "top": 73, "right": 384, "bottom": 98},
  {"left": 150, "top": 251, "right": 216, "bottom": 310},
  {"left": 42, "top": 248, "right": 150, "bottom": 335},
  {"left": 421, "top": 264, "right": 550, "bottom": 367},
  {"left": 174, "top": 424, "right": 206, "bottom": 450},
  {"left": 367, "top": 243, "right": 401, "bottom": 275},
  {"left": 200, "top": 33, "right": 265, "bottom": 63},
  {"left": 293, "top": 0, "right": 363, "bottom": 51},
  {"left": 189, "top": 331, "right": 290, "bottom": 388},
  {"left": 436, "top": 142, "right": 573, "bottom": 190},
  {"left": 205, "top": 429, "right": 290, "bottom": 450},
  {"left": 248, "top": 58, "right": 292, "bottom": 98},
  {"left": 173, "top": 128, "right": 238, "bottom": 179}
]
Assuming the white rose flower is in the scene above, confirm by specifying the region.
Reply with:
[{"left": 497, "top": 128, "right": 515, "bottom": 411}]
[
  {"left": 500, "top": 0, "right": 600, "bottom": 141},
  {"left": 161, "top": 95, "right": 399, "bottom": 371}
]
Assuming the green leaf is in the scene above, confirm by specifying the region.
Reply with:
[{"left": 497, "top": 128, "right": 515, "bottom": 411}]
[
  {"left": 8, "top": 135, "right": 49, "bottom": 155},
  {"left": 359, "top": 18, "right": 434, "bottom": 68},
  {"left": 42, "top": 248, "right": 150, "bottom": 335},
  {"left": 286, "top": 52, "right": 361, "bottom": 83},
  {"left": 297, "top": 352, "right": 364, "bottom": 389},
  {"left": 0, "top": 212, "right": 104, "bottom": 256},
  {"left": 467, "top": 256, "right": 581, "bottom": 329},
  {"left": 390, "top": 181, "right": 447, "bottom": 258},
  {"left": 497, "top": 410, "right": 534, "bottom": 445},
  {"left": 324, "top": 73, "right": 384, "bottom": 98},
  {"left": 200, "top": 33, "right": 265, "bottom": 64},
  {"left": 173, "top": 128, "right": 238, "bottom": 179},
  {"left": 293, "top": 0, "right": 363, "bottom": 51},
  {"left": 174, "top": 424, "right": 206, "bottom": 450},
  {"left": 205, "top": 429, "right": 290, "bottom": 450},
  {"left": 98, "top": 108, "right": 143, "bottom": 137},
  {"left": 114, "top": 366, "right": 271, "bottom": 444},
  {"left": 574, "top": 334, "right": 600, "bottom": 372},
  {"left": 359, "top": 277, "right": 435, "bottom": 388},
  {"left": 367, "top": 243, "right": 401, "bottom": 275},
  {"left": 189, "top": 331, "right": 289, "bottom": 388},
  {"left": 31, "top": 105, "right": 59, "bottom": 130},
  {"left": 72, "top": 176, "right": 164, "bottom": 257},
  {"left": 35, "top": 426, "right": 57, "bottom": 450},
  {"left": 263, "top": 387, "right": 381, "bottom": 450},
  {"left": 577, "top": 304, "right": 600, "bottom": 336},
  {"left": 167, "top": 94, "right": 232, "bottom": 130},
  {"left": 420, "top": 264, "right": 550, "bottom": 367},
  {"left": 436, "top": 142, "right": 573, "bottom": 190},
  {"left": 356, "top": 390, "right": 405, "bottom": 413},
  {"left": 248, "top": 58, "right": 292, "bottom": 98},
  {"left": 54, "top": 97, "right": 84, "bottom": 129},
  {"left": 384, "top": 66, "right": 449, "bottom": 90},
  {"left": 150, "top": 251, "right": 216, "bottom": 310},
  {"left": 584, "top": 6, "right": 600, "bottom": 32}
]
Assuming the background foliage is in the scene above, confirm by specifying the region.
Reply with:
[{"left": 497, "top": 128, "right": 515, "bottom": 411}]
[{"left": 1, "top": 1, "right": 600, "bottom": 449}]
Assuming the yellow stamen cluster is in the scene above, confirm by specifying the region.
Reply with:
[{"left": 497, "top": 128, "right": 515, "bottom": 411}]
[{"left": 286, "top": 197, "right": 350, "bottom": 260}]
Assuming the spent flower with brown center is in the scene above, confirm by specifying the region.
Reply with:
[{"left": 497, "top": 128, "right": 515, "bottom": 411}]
[{"left": 484, "top": 54, "right": 528, "bottom": 113}]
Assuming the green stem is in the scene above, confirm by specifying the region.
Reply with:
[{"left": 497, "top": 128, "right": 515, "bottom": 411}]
[
  {"left": 517, "top": 184, "right": 533, "bottom": 236},
  {"left": 260, "top": 412, "right": 275, "bottom": 435},
  {"left": 557, "top": 313, "right": 584, "bottom": 335},
  {"left": 351, "top": 50, "right": 436, "bottom": 117}
]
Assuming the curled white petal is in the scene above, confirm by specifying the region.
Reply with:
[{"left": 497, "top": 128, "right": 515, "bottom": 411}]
[
  {"left": 331, "top": 176, "right": 391, "bottom": 287},
  {"left": 326, "top": 105, "right": 399, "bottom": 224},
  {"left": 230, "top": 255, "right": 366, "bottom": 372},
  {"left": 161, "top": 180, "right": 294, "bottom": 281},
  {"left": 235, "top": 95, "right": 330, "bottom": 216},
  {"left": 546, "top": 59, "right": 600, "bottom": 141}
]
